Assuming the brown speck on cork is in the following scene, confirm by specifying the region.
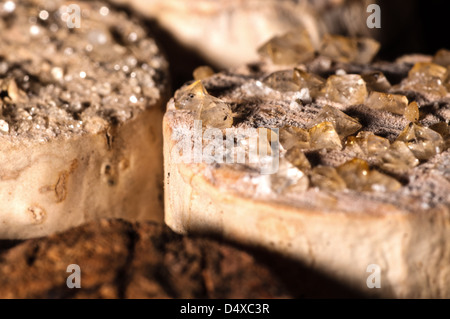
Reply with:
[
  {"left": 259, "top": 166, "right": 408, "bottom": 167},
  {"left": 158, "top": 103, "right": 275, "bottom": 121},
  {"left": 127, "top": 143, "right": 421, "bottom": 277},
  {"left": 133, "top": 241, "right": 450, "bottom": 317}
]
[
  {"left": 27, "top": 206, "right": 46, "bottom": 225},
  {"left": 54, "top": 172, "right": 68, "bottom": 203},
  {"left": 39, "top": 159, "right": 79, "bottom": 203}
]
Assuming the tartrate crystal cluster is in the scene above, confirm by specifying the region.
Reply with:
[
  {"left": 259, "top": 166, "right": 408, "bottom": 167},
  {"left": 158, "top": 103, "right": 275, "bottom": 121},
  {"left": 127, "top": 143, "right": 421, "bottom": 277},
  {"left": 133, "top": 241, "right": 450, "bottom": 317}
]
[
  {"left": 174, "top": 31, "right": 449, "bottom": 194},
  {"left": 174, "top": 80, "right": 233, "bottom": 129}
]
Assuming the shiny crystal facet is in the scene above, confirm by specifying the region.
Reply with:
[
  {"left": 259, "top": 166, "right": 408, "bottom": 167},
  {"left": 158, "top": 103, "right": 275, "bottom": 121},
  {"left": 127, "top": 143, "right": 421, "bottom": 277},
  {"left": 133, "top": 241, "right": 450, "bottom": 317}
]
[
  {"left": 285, "top": 146, "right": 311, "bottom": 171},
  {"left": 365, "top": 91, "right": 409, "bottom": 115},
  {"left": 361, "top": 72, "right": 391, "bottom": 92},
  {"left": 309, "top": 121, "right": 342, "bottom": 150},
  {"left": 336, "top": 158, "right": 370, "bottom": 191},
  {"left": 293, "top": 68, "right": 325, "bottom": 98},
  {"left": 309, "top": 105, "right": 362, "bottom": 138},
  {"left": 367, "top": 134, "right": 390, "bottom": 156},
  {"left": 258, "top": 29, "right": 315, "bottom": 65},
  {"left": 399, "top": 62, "right": 448, "bottom": 100},
  {"left": 397, "top": 123, "right": 445, "bottom": 160},
  {"left": 310, "top": 165, "right": 346, "bottom": 191},
  {"left": 175, "top": 80, "right": 233, "bottom": 128},
  {"left": 430, "top": 122, "right": 450, "bottom": 150},
  {"left": 345, "top": 136, "right": 364, "bottom": 156},
  {"left": 404, "top": 101, "right": 419, "bottom": 122},
  {"left": 430, "top": 122, "right": 450, "bottom": 137},
  {"left": 200, "top": 96, "right": 234, "bottom": 128},
  {"left": 381, "top": 141, "right": 420, "bottom": 172},
  {"left": 193, "top": 66, "right": 215, "bottom": 81},
  {"left": 263, "top": 70, "right": 299, "bottom": 92},
  {"left": 346, "top": 131, "right": 390, "bottom": 158},
  {"left": 324, "top": 74, "right": 367, "bottom": 105},
  {"left": 319, "top": 34, "right": 380, "bottom": 64},
  {"left": 279, "top": 125, "right": 310, "bottom": 150},
  {"left": 345, "top": 131, "right": 372, "bottom": 155},
  {"left": 174, "top": 80, "right": 207, "bottom": 111},
  {"left": 337, "top": 158, "right": 400, "bottom": 192},
  {"left": 409, "top": 62, "right": 448, "bottom": 80},
  {"left": 270, "top": 158, "right": 309, "bottom": 194}
]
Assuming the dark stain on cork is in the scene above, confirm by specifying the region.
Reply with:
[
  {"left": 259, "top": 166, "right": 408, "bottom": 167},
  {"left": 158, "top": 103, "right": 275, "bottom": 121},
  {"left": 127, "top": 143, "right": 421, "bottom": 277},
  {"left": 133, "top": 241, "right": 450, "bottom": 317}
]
[{"left": 39, "top": 159, "right": 79, "bottom": 203}]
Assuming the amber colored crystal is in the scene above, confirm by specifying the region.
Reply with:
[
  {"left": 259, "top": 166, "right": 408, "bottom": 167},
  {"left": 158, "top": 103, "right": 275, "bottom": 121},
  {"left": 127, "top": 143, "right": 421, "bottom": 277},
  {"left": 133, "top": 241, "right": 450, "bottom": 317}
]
[
  {"left": 361, "top": 72, "right": 391, "bottom": 92},
  {"left": 381, "top": 141, "right": 419, "bottom": 172},
  {"left": 399, "top": 62, "right": 448, "bottom": 100},
  {"left": 404, "top": 101, "right": 419, "bottom": 122},
  {"left": 336, "top": 158, "right": 370, "bottom": 191},
  {"left": 337, "top": 158, "right": 401, "bottom": 192},
  {"left": 200, "top": 96, "right": 234, "bottom": 129},
  {"left": 174, "top": 80, "right": 233, "bottom": 128},
  {"left": 309, "top": 121, "right": 342, "bottom": 150},
  {"left": 430, "top": 122, "right": 450, "bottom": 150},
  {"left": 174, "top": 80, "right": 207, "bottom": 111},
  {"left": 324, "top": 74, "right": 367, "bottom": 105},
  {"left": 345, "top": 136, "right": 364, "bottom": 156},
  {"left": 285, "top": 146, "right": 311, "bottom": 171},
  {"left": 408, "top": 62, "right": 448, "bottom": 80},
  {"left": 293, "top": 68, "right": 325, "bottom": 98},
  {"left": 319, "top": 34, "right": 380, "bottom": 64},
  {"left": 263, "top": 70, "right": 300, "bottom": 92},
  {"left": 430, "top": 122, "right": 450, "bottom": 138},
  {"left": 366, "top": 134, "right": 390, "bottom": 157},
  {"left": 365, "top": 92, "right": 409, "bottom": 115},
  {"left": 396, "top": 122, "right": 445, "bottom": 160},
  {"left": 258, "top": 29, "right": 315, "bottom": 65},
  {"left": 348, "top": 131, "right": 372, "bottom": 154},
  {"left": 279, "top": 125, "right": 310, "bottom": 150},
  {"left": 344, "top": 131, "right": 389, "bottom": 157},
  {"left": 309, "top": 105, "right": 362, "bottom": 138},
  {"left": 310, "top": 165, "right": 346, "bottom": 191}
]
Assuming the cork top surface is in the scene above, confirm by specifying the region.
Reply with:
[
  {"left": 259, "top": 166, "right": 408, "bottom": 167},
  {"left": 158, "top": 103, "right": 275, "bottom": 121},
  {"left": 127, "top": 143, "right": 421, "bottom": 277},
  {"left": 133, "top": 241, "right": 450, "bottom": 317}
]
[{"left": 0, "top": 0, "right": 168, "bottom": 143}]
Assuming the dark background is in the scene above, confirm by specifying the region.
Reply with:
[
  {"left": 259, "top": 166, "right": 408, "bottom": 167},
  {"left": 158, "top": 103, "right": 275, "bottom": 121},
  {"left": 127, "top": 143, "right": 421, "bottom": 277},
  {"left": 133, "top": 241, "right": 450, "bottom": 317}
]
[
  {"left": 145, "top": 0, "right": 450, "bottom": 90},
  {"left": 378, "top": 0, "right": 450, "bottom": 60}
]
